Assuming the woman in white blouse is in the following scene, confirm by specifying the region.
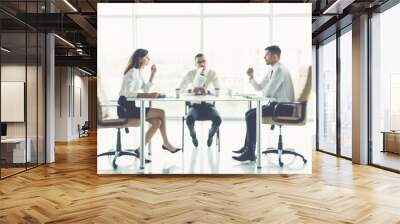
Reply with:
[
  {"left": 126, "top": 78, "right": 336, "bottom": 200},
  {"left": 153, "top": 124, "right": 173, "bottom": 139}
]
[{"left": 118, "top": 49, "right": 181, "bottom": 156}]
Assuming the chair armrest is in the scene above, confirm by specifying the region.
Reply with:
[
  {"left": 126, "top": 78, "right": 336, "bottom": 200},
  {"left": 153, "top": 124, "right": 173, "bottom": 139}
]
[
  {"left": 99, "top": 103, "right": 119, "bottom": 107},
  {"left": 272, "top": 102, "right": 306, "bottom": 123}
]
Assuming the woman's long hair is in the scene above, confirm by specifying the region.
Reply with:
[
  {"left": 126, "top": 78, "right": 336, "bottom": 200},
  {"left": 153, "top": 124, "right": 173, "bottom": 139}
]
[{"left": 124, "top": 48, "right": 149, "bottom": 75}]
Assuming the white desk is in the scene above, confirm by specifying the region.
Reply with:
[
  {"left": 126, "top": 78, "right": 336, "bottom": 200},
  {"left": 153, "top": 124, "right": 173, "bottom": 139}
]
[
  {"left": 128, "top": 94, "right": 267, "bottom": 170},
  {"left": 1, "top": 138, "right": 31, "bottom": 163}
]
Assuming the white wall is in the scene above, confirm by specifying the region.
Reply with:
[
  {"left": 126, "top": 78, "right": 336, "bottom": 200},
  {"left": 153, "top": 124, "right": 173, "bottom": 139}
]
[
  {"left": 1, "top": 63, "right": 46, "bottom": 164},
  {"left": 55, "top": 67, "right": 89, "bottom": 141},
  {"left": 1, "top": 65, "right": 27, "bottom": 142},
  {"left": 71, "top": 73, "right": 89, "bottom": 138},
  {"left": 1, "top": 65, "right": 34, "bottom": 137},
  {"left": 55, "top": 66, "right": 69, "bottom": 141}
]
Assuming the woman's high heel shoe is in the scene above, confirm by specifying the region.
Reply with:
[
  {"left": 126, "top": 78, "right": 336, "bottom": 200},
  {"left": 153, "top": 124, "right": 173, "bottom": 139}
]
[{"left": 162, "top": 145, "right": 182, "bottom": 154}]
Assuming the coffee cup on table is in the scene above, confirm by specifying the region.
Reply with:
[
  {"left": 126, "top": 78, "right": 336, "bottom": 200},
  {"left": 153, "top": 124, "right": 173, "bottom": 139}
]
[{"left": 226, "top": 88, "right": 232, "bottom": 97}]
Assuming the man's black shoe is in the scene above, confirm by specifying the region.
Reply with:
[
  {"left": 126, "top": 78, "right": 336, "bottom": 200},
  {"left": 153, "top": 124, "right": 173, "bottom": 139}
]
[
  {"left": 207, "top": 135, "right": 213, "bottom": 147},
  {"left": 232, "top": 151, "right": 256, "bottom": 162},
  {"left": 207, "top": 127, "right": 219, "bottom": 147},
  {"left": 232, "top": 146, "right": 247, "bottom": 154},
  {"left": 192, "top": 136, "right": 199, "bottom": 147}
]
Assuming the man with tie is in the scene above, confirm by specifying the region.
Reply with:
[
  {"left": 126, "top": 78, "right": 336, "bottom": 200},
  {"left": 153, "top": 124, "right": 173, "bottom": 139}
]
[
  {"left": 233, "top": 45, "right": 295, "bottom": 162},
  {"left": 178, "top": 53, "right": 222, "bottom": 147}
]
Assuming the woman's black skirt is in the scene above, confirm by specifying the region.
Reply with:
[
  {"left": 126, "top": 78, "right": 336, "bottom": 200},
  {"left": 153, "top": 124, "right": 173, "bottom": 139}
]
[{"left": 117, "top": 96, "right": 150, "bottom": 119}]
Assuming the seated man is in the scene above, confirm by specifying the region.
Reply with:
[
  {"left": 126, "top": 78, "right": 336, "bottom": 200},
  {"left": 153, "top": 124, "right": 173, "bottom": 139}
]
[
  {"left": 178, "top": 53, "right": 222, "bottom": 147},
  {"left": 233, "top": 45, "right": 295, "bottom": 162}
]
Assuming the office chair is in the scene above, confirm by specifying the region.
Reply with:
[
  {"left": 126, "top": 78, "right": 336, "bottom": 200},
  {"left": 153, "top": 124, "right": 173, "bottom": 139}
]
[
  {"left": 262, "top": 66, "right": 311, "bottom": 167},
  {"left": 78, "top": 121, "right": 90, "bottom": 138},
  {"left": 181, "top": 101, "right": 220, "bottom": 152},
  {"left": 97, "top": 99, "right": 142, "bottom": 169}
]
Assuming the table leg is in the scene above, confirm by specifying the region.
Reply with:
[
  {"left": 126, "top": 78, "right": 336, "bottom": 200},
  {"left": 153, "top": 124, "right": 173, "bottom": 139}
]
[
  {"left": 256, "top": 100, "right": 262, "bottom": 169},
  {"left": 148, "top": 101, "right": 152, "bottom": 156},
  {"left": 382, "top": 133, "right": 386, "bottom": 153},
  {"left": 140, "top": 100, "right": 145, "bottom": 169}
]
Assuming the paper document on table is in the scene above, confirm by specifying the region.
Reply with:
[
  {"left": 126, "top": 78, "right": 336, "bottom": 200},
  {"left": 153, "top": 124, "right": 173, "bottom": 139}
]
[{"left": 238, "top": 93, "right": 260, "bottom": 99}]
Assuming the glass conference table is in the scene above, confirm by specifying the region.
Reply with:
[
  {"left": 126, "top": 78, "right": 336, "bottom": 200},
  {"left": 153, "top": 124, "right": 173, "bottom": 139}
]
[{"left": 128, "top": 93, "right": 268, "bottom": 170}]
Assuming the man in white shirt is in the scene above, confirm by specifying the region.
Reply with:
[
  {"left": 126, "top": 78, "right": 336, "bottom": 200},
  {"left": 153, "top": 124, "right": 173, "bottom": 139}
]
[
  {"left": 233, "top": 45, "right": 295, "bottom": 162},
  {"left": 178, "top": 53, "right": 221, "bottom": 147}
]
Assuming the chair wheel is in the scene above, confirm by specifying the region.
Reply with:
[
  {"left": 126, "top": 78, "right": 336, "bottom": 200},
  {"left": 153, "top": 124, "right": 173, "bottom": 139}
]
[
  {"left": 279, "top": 161, "right": 284, "bottom": 167},
  {"left": 303, "top": 159, "right": 307, "bottom": 164},
  {"left": 112, "top": 158, "right": 118, "bottom": 169}
]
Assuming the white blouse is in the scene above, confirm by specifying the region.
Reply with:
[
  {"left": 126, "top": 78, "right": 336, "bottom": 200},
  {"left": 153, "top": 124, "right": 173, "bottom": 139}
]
[{"left": 119, "top": 68, "right": 152, "bottom": 100}]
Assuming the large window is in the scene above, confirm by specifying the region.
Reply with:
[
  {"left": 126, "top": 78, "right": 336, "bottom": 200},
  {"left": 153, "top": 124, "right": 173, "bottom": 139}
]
[
  {"left": 136, "top": 17, "right": 201, "bottom": 116},
  {"left": 202, "top": 17, "right": 270, "bottom": 116},
  {"left": 339, "top": 29, "right": 352, "bottom": 158},
  {"left": 371, "top": 3, "right": 400, "bottom": 171},
  {"left": 317, "top": 37, "right": 337, "bottom": 154},
  {"left": 316, "top": 28, "right": 353, "bottom": 158},
  {"left": 98, "top": 3, "right": 311, "bottom": 118}
]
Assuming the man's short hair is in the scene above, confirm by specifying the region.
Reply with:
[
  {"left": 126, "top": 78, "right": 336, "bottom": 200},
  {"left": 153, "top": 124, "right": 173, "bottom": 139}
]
[
  {"left": 195, "top": 53, "right": 204, "bottom": 61},
  {"left": 265, "top": 45, "right": 281, "bottom": 57}
]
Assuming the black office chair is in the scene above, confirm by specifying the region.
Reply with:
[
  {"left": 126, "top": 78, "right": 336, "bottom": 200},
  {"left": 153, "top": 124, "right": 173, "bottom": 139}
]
[
  {"left": 262, "top": 66, "right": 311, "bottom": 167},
  {"left": 181, "top": 101, "right": 220, "bottom": 152},
  {"left": 97, "top": 101, "right": 142, "bottom": 169},
  {"left": 78, "top": 121, "right": 90, "bottom": 138}
]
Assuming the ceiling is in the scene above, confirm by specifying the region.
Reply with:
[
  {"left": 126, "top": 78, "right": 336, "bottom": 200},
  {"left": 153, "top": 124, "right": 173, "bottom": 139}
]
[{"left": 0, "top": 0, "right": 392, "bottom": 75}]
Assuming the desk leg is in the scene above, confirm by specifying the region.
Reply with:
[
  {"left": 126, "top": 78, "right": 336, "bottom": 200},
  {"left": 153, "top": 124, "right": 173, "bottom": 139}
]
[
  {"left": 140, "top": 100, "right": 145, "bottom": 170},
  {"left": 256, "top": 100, "right": 262, "bottom": 169},
  {"left": 148, "top": 101, "right": 152, "bottom": 156}
]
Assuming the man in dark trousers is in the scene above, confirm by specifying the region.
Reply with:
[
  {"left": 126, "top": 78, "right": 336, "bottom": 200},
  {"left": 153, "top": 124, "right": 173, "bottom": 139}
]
[
  {"left": 233, "top": 45, "right": 295, "bottom": 162},
  {"left": 178, "top": 53, "right": 221, "bottom": 147}
]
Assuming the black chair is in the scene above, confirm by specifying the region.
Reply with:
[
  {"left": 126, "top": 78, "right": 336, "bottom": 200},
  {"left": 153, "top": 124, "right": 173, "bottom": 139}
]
[
  {"left": 97, "top": 101, "right": 142, "bottom": 169},
  {"left": 262, "top": 66, "right": 311, "bottom": 167},
  {"left": 78, "top": 121, "right": 90, "bottom": 138},
  {"left": 181, "top": 101, "right": 220, "bottom": 152}
]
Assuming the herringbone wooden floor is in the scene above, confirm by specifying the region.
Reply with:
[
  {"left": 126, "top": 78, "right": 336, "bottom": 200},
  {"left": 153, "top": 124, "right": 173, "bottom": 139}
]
[{"left": 1, "top": 135, "right": 400, "bottom": 224}]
